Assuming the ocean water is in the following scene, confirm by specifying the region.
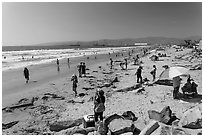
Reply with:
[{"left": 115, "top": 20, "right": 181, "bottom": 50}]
[{"left": 2, "top": 46, "right": 143, "bottom": 71}]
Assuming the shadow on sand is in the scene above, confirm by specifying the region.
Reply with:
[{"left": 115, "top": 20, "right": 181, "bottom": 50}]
[{"left": 177, "top": 93, "right": 202, "bottom": 103}]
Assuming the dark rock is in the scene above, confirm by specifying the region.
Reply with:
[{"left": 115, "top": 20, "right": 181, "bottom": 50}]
[{"left": 178, "top": 105, "right": 202, "bottom": 129}]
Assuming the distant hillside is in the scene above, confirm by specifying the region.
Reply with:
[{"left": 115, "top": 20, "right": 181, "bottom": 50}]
[
  {"left": 3, "top": 36, "right": 201, "bottom": 51},
  {"left": 36, "top": 36, "right": 201, "bottom": 47}
]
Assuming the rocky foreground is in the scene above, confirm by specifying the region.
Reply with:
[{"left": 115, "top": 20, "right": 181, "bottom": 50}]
[{"left": 2, "top": 47, "right": 202, "bottom": 135}]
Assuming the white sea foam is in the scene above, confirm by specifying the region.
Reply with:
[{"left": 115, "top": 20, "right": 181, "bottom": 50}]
[{"left": 2, "top": 46, "right": 144, "bottom": 71}]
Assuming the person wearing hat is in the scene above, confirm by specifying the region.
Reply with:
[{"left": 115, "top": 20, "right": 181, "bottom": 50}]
[
  {"left": 71, "top": 74, "right": 78, "bottom": 96},
  {"left": 94, "top": 89, "right": 105, "bottom": 122},
  {"left": 135, "top": 66, "right": 143, "bottom": 83}
]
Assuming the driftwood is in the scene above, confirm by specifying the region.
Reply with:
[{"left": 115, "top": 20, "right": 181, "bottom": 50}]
[
  {"left": 3, "top": 97, "right": 34, "bottom": 110},
  {"left": 42, "top": 93, "right": 65, "bottom": 100},
  {"left": 114, "top": 84, "right": 142, "bottom": 93},
  {"left": 2, "top": 121, "right": 19, "bottom": 130},
  {"left": 111, "top": 124, "right": 141, "bottom": 135}
]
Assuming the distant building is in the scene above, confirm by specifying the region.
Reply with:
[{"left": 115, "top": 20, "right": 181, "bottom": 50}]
[{"left": 134, "top": 43, "right": 148, "bottom": 46}]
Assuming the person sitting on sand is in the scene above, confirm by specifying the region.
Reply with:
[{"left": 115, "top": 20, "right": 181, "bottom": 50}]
[
  {"left": 94, "top": 89, "right": 105, "bottom": 122},
  {"left": 135, "top": 66, "right": 143, "bottom": 83},
  {"left": 71, "top": 74, "right": 78, "bottom": 97},
  {"left": 150, "top": 65, "right": 157, "bottom": 81},
  {"left": 24, "top": 67, "right": 29, "bottom": 83}
]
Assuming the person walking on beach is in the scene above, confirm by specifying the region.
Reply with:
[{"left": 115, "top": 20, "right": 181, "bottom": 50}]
[
  {"left": 67, "top": 58, "right": 69, "bottom": 64},
  {"left": 135, "top": 66, "right": 143, "bottom": 83},
  {"left": 172, "top": 76, "right": 181, "bottom": 99},
  {"left": 77, "top": 62, "right": 83, "bottom": 78},
  {"left": 110, "top": 58, "right": 113, "bottom": 69},
  {"left": 94, "top": 89, "right": 105, "bottom": 122},
  {"left": 23, "top": 67, "right": 29, "bottom": 83},
  {"left": 57, "top": 59, "right": 59, "bottom": 66},
  {"left": 82, "top": 62, "right": 86, "bottom": 77},
  {"left": 71, "top": 74, "right": 78, "bottom": 97},
  {"left": 150, "top": 65, "right": 157, "bottom": 81}
]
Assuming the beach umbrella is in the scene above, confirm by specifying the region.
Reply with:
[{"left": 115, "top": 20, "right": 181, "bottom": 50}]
[{"left": 159, "top": 66, "right": 189, "bottom": 79}]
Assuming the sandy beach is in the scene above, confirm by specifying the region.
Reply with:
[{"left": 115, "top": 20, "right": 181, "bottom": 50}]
[{"left": 2, "top": 46, "right": 202, "bottom": 135}]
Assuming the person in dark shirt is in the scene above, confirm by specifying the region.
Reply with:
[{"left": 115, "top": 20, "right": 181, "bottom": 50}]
[
  {"left": 135, "top": 66, "right": 143, "bottom": 83},
  {"left": 94, "top": 89, "right": 105, "bottom": 122},
  {"left": 82, "top": 62, "right": 86, "bottom": 77},
  {"left": 24, "top": 67, "right": 29, "bottom": 83},
  {"left": 110, "top": 58, "right": 113, "bottom": 69}
]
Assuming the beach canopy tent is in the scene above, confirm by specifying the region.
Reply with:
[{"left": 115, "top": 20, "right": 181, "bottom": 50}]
[{"left": 159, "top": 66, "right": 189, "bottom": 80}]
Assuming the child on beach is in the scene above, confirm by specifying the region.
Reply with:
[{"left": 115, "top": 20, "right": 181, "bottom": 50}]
[
  {"left": 71, "top": 74, "right": 78, "bottom": 97},
  {"left": 23, "top": 67, "right": 29, "bottom": 83},
  {"left": 135, "top": 66, "right": 143, "bottom": 83},
  {"left": 150, "top": 65, "right": 157, "bottom": 81},
  {"left": 94, "top": 89, "right": 105, "bottom": 122}
]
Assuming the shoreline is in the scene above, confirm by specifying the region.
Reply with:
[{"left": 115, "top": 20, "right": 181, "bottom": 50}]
[{"left": 2, "top": 46, "right": 147, "bottom": 108}]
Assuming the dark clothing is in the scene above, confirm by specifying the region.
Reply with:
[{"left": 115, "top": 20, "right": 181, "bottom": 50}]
[
  {"left": 94, "top": 95, "right": 105, "bottom": 122},
  {"left": 94, "top": 112, "right": 103, "bottom": 122},
  {"left": 136, "top": 68, "right": 142, "bottom": 83},
  {"left": 82, "top": 64, "right": 86, "bottom": 75},
  {"left": 71, "top": 75, "right": 78, "bottom": 96},
  {"left": 173, "top": 86, "right": 180, "bottom": 99},
  {"left": 77, "top": 64, "right": 82, "bottom": 77},
  {"left": 24, "top": 68, "right": 29, "bottom": 83}
]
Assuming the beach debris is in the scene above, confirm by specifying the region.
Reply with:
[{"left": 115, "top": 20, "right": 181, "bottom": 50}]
[
  {"left": 178, "top": 105, "right": 202, "bottom": 129},
  {"left": 2, "top": 121, "right": 19, "bottom": 130},
  {"left": 139, "top": 120, "right": 159, "bottom": 135},
  {"left": 122, "top": 111, "right": 138, "bottom": 121},
  {"left": 82, "top": 87, "right": 94, "bottom": 91},
  {"left": 42, "top": 93, "right": 65, "bottom": 100},
  {"left": 92, "top": 70, "right": 98, "bottom": 73},
  {"left": 148, "top": 106, "right": 177, "bottom": 125},
  {"left": 49, "top": 118, "right": 83, "bottom": 132},
  {"left": 3, "top": 97, "right": 35, "bottom": 110},
  {"left": 78, "top": 93, "right": 88, "bottom": 97}
]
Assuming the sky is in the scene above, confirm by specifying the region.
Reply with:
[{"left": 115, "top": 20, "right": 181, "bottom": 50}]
[{"left": 2, "top": 2, "right": 202, "bottom": 46}]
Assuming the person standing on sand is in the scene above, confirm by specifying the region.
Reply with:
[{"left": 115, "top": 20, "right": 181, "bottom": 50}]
[
  {"left": 135, "top": 66, "right": 143, "bottom": 83},
  {"left": 57, "top": 59, "right": 59, "bottom": 66},
  {"left": 150, "top": 65, "right": 157, "bottom": 81},
  {"left": 110, "top": 58, "right": 113, "bottom": 69},
  {"left": 172, "top": 76, "right": 181, "bottom": 99},
  {"left": 124, "top": 59, "right": 128, "bottom": 70},
  {"left": 82, "top": 62, "right": 86, "bottom": 77},
  {"left": 94, "top": 89, "right": 105, "bottom": 122},
  {"left": 71, "top": 74, "right": 78, "bottom": 97},
  {"left": 23, "top": 67, "right": 29, "bottom": 83},
  {"left": 77, "top": 62, "right": 82, "bottom": 78}
]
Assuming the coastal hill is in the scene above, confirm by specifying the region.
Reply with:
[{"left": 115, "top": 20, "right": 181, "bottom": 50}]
[{"left": 3, "top": 36, "right": 201, "bottom": 51}]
